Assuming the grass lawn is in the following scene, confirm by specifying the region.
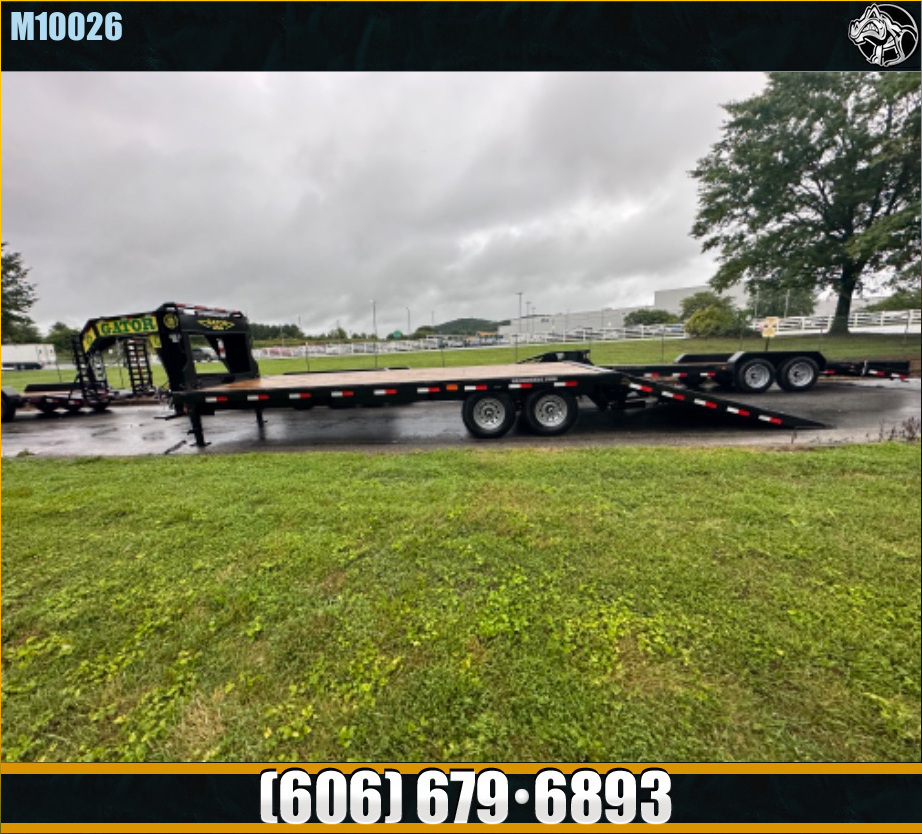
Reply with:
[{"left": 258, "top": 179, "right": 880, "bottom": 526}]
[
  {"left": 2, "top": 331, "right": 919, "bottom": 391},
  {"left": 1, "top": 444, "right": 919, "bottom": 762}
]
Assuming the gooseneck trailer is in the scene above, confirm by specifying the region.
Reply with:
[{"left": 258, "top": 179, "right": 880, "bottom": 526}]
[{"left": 1, "top": 302, "right": 911, "bottom": 445}]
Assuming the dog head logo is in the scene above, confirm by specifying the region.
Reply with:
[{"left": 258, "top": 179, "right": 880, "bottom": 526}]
[{"left": 848, "top": 4, "right": 918, "bottom": 66}]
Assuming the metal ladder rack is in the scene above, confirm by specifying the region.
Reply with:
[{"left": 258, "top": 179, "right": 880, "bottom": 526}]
[
  {"left": 124, "top": 338, "right": 155, "bottom": 395},
  {"left": 70, "top": 335, "right": 109, "bottom": 401}
]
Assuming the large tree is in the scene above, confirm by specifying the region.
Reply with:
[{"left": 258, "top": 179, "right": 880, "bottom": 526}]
[
  {"left": 2, "top": 244, "right": 41, "bottom": 343},
  {"left": 691, "top": 72, "right": 920, "bottom": 335}
]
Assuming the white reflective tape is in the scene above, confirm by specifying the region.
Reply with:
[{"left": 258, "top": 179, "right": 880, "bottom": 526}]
[
  {"left": 332, "top": 392, "right": 345, "bottom": 398},
  {"left": 726, "top": 406, "right": 740, "bottom": 414},
  {"left": 628, "top": 382, "right": 643, "bottom": 391},
  {"left": 758, "top": 414, "right": 772, "bottom": 422},
  {"left": 246, "top": 395, "right": 261, "bottom": 401},
  {"left": 693, "top": 398, "right": 708, "bottom": 406},
  {"left": 205, "top": 397, "right": 218, "bottom": 403},
  {"left": 661, "top": 391, "right": 676, "bottom": 399}
]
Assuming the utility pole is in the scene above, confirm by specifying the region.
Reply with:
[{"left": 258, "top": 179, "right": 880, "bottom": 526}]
[
  {"left": 371, "top": 299, "right": 377, "bottom": 368},
  {"left": 515, "top": 292, "right": 523, "bottom": 361}
]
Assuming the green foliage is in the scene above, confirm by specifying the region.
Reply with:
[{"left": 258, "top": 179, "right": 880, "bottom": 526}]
[
  {"left": 2, "top": 445, "right": 919, "bottom": 762},
  {"left": 45, "top": 322, "right": 80, "bottom": 355},
  {"left": 679, "top": 291, "right": 734, "bottom": 320},
  {"left": 433, "top": 318, "right": 499, "bottom": 335},
  {"left": 684, "top": 305, "right": 752, "bottom": 338},
  {"left": 248, "top": 322, "right": 305, "bottom": 342},
  {"left": 748, "top": 285, "right": 817, "bottom": 318},
  {"left": 1, "top": 244, "right": 41, "bottom": 344},
  {"left": 623, "top": 309, "right": 680, "bottom": 327},
  {"left": 691, "top": 72, "right": 921, "bottom": 334},
  {"left": 865, "top": 287, "right": 922, "bottom": 312}
]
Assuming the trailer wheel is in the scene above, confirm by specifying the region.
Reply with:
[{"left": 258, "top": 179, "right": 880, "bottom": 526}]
[
  {"left": 777, "top": 357, "right": 819, "bottom": 392},
  {"left": 522, "top": 391, "right": 579, "bottom": 436},
  {"left": 734, "top": 358, "right": 776, "bottom": 393},
  {"left": 462, "top": 392, "right": 515, "bottom": 439},
  {"left": 1, "top": 392, "right": 16, "bottom": 423}
]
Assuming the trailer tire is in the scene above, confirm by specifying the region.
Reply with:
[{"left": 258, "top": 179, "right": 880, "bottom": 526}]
[
  {"left": 522, "top": 391, "right": 579, "bottom": 436},
  {"left": 734, "top": 358, "right": 776, "bottom": 393},
  {"left": 462, "top": 392, "right": 515, "bottom": 439},
  {"left": 777, "top": 356, "right": 819, "bottom": 392},
  {"left": 1, "top": 392, "right": 16, "bottom": 423}
]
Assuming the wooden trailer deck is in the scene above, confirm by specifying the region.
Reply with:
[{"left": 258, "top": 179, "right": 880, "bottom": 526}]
[{"left": 194, "top": 361, "right": 609, "bottom": 394}]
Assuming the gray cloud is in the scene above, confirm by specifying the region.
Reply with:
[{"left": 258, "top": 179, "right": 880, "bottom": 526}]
[{"left": 2, "top": 72, "right": 765, "bottom": 335}]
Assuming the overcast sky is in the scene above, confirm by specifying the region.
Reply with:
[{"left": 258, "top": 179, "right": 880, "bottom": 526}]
[{"left": 2, "top": 72, "right": 767, "bottom": 335}]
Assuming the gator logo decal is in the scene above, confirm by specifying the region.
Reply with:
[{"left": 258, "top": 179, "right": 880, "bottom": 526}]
[{"left": 198, "top": 318, "right": 235, "bottom": 331}]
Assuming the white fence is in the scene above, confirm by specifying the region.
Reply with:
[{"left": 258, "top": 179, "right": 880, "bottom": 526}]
[{"left": 252, "top": 308, "right": 920, "bottom": 360}]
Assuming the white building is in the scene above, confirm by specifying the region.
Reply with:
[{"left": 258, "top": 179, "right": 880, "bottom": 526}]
[{"left": 499, "top": 284, "right": 749, "bottom": 339}]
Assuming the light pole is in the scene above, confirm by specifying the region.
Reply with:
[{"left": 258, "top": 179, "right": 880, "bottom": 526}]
[
  {"left": 515, "top": 292, "right": 523, "bottom": 360},
  {"left": 371, "top": 299, "right": 378, "bottom": 367}
]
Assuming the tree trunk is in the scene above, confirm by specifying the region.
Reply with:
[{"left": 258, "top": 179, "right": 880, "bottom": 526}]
[{"left": 828, "top": 267, "right": 857, "bottom": 336}]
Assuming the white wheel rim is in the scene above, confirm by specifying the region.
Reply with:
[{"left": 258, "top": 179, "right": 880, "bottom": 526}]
[
  {"left": 473, "top": 398, "right": 506, "bottom": 430},
  {"left": 532, "top": 394, "right": 568, "bottom": 428},
  {"left": 744, "top": 363, "right": 772, "bottom": 389},
  {"left": 786, "top": 361, "right": 815, "bottom": 388}
]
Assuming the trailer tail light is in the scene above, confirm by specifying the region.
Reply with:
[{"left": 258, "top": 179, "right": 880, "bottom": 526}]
[{"left": 289, "top": 392, "right": 312, "bottom": 400}]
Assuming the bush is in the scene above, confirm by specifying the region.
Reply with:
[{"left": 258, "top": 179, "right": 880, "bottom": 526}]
[
  {"left": 623, "top": 309, "right": 680, "bottom": 327},
  {"left": 865, "top": 288, "right": 921, "bottom": 312},
  {"left": 685, "top": 305, "right": 754, "bottom": 338}
]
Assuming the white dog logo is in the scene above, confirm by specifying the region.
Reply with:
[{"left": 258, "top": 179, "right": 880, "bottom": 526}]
[{"left": 848, "top": 4, "right": 918, "bottom": 66}]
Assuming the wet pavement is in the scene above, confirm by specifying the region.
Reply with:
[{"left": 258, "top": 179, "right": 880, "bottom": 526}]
[{"left": 1, "top": 378, "right": 919, "bottom": 457}]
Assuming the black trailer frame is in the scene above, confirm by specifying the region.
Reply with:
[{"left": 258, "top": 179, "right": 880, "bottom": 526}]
[
  {"left": 153, "top": 305, "right": 909, "bottom": 447},
  {"left": 2, "top": 301, "right": 911, "bottom": 444}
]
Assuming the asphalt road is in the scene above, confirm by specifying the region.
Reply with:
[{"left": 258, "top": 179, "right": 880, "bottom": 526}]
[{"left": 1, "top": 378, "right": 919, "bottom": 458}]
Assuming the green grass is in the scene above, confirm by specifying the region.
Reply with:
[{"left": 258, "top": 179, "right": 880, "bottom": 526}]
[
  {"left": 2, "top": 331, "right": 918, "bottom": 392},
  {"left": 2, "top": 444, "right": 919, "bottom": 762}
]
